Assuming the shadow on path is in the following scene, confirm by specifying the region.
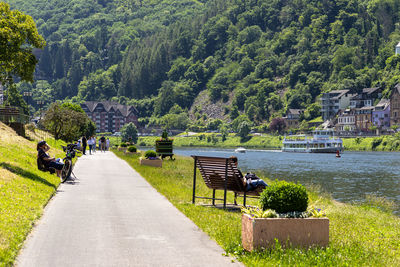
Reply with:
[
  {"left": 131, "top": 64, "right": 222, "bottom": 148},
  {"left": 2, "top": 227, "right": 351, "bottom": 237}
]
[{"left": 0, "top": 162, "right": 56, "bottom": 189}]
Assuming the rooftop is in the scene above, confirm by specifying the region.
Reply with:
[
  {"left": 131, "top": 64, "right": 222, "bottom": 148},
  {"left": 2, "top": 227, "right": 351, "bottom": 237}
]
[{"left": 82, "top": 101, "right": 138, "bottom": 117}]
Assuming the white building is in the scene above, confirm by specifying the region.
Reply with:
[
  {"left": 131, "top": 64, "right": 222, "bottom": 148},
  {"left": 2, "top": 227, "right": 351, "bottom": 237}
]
[
  {"left": 321, "top": 90, "right": 354, "bottom": 121},
  {"left": 0, "top": 83, "right": 3, "bottom": 105},
  {"left": 336, "top": 109, "right": 356, "bottom": 132},
  {"left": 396, "top": 42, "right": 400, "bottom": 55}
]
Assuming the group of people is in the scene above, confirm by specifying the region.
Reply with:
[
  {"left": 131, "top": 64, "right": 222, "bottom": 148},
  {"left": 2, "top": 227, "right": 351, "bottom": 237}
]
[{"left": 77, "top": 136, "right": 110, "bottom": 155}]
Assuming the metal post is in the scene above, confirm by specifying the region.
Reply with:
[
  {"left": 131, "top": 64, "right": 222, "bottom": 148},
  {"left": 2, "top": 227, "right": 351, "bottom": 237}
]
[
  {"left": 212, "top": 189, "right": 216, "bottom": 206},
  {"left": 192, "top": 157, "right": 197, "bottom": 204},
  {"left": 223, "top": 158, "right": 228, "bottom": 208}
]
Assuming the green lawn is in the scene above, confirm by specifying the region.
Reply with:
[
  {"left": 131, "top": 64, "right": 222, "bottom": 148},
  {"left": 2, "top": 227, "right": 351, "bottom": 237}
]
[
  {"left": 114, "top": 150, "right": 400, "bottom": 266},
  {"left": 0, "top": 123, "right": 69, "bottom": 265}
]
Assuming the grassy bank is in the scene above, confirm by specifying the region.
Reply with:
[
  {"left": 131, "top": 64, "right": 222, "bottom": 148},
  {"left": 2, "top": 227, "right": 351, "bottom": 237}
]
[
  {"left": 0, "top": 123, "right": 68, "bottom": 265},
  {"left": 114, "top": 150, "right": 400, "bottom": 266},
  {"left": 109, "top": 133, "right": 400, "bottom": 152},
  {"left": 343, "top": 134, "right": 400, "bottom": 151},
  {"left": 111, "top": 134, "right": 282, "bottom": 149}
]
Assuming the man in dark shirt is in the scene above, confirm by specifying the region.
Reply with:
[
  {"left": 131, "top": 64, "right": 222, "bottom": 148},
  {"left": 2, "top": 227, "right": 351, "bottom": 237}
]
[
  {"left": 100, "top": 136, "right": 106, "bottom": 152},
  {"left": 37, "top": 140, "right": 64, "bottom": 178}
]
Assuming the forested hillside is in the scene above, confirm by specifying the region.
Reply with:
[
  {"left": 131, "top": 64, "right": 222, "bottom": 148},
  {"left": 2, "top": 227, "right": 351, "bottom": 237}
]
[{"left": 6, "top": 0, "right": 400, "bottom": 131}]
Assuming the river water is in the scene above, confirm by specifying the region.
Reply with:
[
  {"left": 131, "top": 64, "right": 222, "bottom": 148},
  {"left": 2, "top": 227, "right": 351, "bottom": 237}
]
[{"left": 172, "top": 147, "right": 400, "bottom": 213}]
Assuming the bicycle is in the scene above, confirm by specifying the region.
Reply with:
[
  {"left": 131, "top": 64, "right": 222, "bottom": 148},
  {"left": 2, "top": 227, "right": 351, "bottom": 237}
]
[{"left": 61, "top": 143, "right": 78, "bottom": 183}]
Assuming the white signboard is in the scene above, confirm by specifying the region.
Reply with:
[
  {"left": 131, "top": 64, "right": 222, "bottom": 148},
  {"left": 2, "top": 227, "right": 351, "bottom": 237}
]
[{"left": 0, "top": 84, "right": 3, "bottom": 105}]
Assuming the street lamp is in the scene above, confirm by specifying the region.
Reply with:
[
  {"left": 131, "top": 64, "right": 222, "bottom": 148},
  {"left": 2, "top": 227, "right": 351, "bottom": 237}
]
[{"left": 37, "top": 100, "right": 45, "bottom": 120}]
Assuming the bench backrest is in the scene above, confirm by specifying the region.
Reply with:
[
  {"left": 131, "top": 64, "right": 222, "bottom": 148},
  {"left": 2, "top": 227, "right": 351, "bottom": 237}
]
[{"left": 192, "top": 156, "right": 246, "bottom": 192}]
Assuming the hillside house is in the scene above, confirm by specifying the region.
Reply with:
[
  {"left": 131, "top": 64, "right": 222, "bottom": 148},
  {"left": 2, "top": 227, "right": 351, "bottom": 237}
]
[
  {"left": 284, "top": 109, "right": 304, "bottom": 129},
  {"left": 336, "top": 109, "right": 356, "bottom": 132},
  {"left": 349, "top": 87, "right": 382, "bottom": 109},
  {"left": 391, "top": 84, "right": 400, "bottom": 127},
  {"left": 321, "top": 90, "right": 354, "bottom": 121},
  {"left": 81, "top": 101, "right": 139, "bottom": 133},
  {"left": 355, "top": 106, "right": 374, "bottom": 131},
  {"left": 396, "top": 42, "right": 400, "bottom": 55},
  {"left": 372, "top": 99, "right": 390, "bottom": 129}
]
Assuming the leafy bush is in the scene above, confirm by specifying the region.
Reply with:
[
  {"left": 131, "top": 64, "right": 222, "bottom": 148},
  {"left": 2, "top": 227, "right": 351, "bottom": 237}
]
[
  {"left": 144, "top": 150, "right": 157, "bottom": 158},
  {"left": 260, "top": 181, "right": 308, "bottom": 213},
  {"left": 120, "top": 143, "right": 127, "bottom": 147},
  {"left": 121, "top": 122, "right": 138, "bottom": 143},
  {"left": 127, "top": 146, "right": 137, "bottom": 152},
  {"left": 371, "top": 137, "right": 382, "bottom": 150},
  {"left": 26, "top": 123, "right": 36, "bottom": 132}
]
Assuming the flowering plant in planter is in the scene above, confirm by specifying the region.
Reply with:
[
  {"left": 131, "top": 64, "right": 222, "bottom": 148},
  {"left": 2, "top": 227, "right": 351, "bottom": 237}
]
[
  {"left": 140, "top": 150, "right": 162, "bottom": 167},
  {"left": 144, "top": 150, "right": 158, "bottom": 159},
  {"left": 241, "top": 180, "right": 329, "bottom": 251}
]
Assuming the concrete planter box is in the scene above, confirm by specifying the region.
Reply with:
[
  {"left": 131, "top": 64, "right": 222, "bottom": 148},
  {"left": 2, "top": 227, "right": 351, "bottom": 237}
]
[
  {"left": 242, "top": 214, "right": 329, "bottom": 251},
  {"left": 139, "top": 158, "right": 162, "bottom": 167}
]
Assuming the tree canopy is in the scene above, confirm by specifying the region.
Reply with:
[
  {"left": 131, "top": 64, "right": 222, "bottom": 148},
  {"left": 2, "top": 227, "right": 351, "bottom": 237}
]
[
  {"left": 6, "top": 0, "right": 400, "bottom": 130},
  {"left": 0, "top": 2, "right": 45, "bottom": 86}
]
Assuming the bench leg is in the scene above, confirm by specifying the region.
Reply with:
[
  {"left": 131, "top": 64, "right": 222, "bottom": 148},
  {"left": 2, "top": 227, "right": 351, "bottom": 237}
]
[
  {"left": 212, "top": 189, "right": 216, "bottom": 206},
  {"left": 192, "top": 158, "right": 197, "bottom": 204},
  {"left": 234, "top": 193, "right": 237, "bottom": 205},
  {"left": 243, "top": 192, "right": 247, "bottom": 207}
]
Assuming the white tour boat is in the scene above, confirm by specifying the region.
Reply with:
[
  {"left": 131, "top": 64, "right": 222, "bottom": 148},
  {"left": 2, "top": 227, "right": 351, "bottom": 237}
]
[
  {"left": 235, "top": 147, "right": 246, "bottom": 153},
  {"left": 282, "top": 129, "right": 343, "bottom": 153}
]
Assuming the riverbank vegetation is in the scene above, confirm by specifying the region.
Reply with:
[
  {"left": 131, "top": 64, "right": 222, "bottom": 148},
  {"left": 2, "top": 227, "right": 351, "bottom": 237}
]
[
  {"left": 107, "top": 132, "right": 400, "bottom": 152},
  {"left": 114, "top": 150, "right": 400, "bottom": 266},
  {"left": 0, "top": 122, "right": 68, "bottom": 265},
  {"left": 343, "top": 133, "right": 400, "bottom": 151},
  {"left": 137, "top": 134, "right": 282, "bottom": 149}
]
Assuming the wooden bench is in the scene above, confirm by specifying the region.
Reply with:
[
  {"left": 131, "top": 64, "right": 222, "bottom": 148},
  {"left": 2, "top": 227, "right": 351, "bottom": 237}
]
[{"left": 191, "top": 155, "right": 264, "bottom": 208}]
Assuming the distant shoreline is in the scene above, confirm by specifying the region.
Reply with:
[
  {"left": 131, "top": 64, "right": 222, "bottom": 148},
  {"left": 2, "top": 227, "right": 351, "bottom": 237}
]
[{"left": 126, "top": 133, "right": 400, "bottom": 152}]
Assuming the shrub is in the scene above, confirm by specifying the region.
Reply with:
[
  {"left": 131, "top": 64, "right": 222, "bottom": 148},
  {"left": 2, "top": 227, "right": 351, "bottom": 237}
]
[
  {"left": 371, "top": 137, "right": 382, "bottom": 150},
  {"left": 144, "top": 150, "right": 157, "bottom": 158},
  {"left": 259, "top": 181, "right": 308, "bottom": 213},
  {"left": 120, "top": 143, "right": 127, "bottom": 147},
  {"left": 127, "top": 146, "right": 137, "bottom": 152},
  {"left": 26, "top": 123, "right": 36, "bottom": 132}
]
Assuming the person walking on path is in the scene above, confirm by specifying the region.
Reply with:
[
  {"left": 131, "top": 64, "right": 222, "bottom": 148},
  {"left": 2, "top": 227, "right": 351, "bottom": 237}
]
[
  {"left": 92, "top": 136, "right": 96, "bottom": 153},
  {"left": 87, "top": 136, "right": 94, "bottom": 155},
  {"left": 100, "top": 136, "right": 106, "bottom": 152},
  {"left": 82, "top": 136, "right": 87, "bottom": 155},
  {"left": 106, "top": 138, "right": 110, "bottom": 151}
]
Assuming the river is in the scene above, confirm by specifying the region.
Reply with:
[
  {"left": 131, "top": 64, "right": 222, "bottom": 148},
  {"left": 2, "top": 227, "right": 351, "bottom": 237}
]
[{"left": 171, "top": 147, "right": 400, "bottom": 214}]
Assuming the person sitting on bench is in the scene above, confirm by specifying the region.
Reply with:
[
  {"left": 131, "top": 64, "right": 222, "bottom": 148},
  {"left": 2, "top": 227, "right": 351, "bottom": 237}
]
[
  {"left": 230, "top": 156, "right": 268, "bottom": 191},
  {"left": 37, "top": 140, "right": 64, "bottom": 178}
]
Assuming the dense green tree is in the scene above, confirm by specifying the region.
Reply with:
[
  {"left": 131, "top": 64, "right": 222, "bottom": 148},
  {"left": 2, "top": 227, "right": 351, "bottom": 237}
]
[
  {"left": 42, "top": 102, "right": 92, "bottom": 141},
  {"left": 121, "top": 122, "right": 138, "bottom": 143},
  {"left": 4, "top": 85, "right": 29, "bottom": 114},
  {"left": 238, "top": 121, "right": 251, "bottom": 139},
  {"left": 0, "top": 3, "right": 46, "bottom": 86}
]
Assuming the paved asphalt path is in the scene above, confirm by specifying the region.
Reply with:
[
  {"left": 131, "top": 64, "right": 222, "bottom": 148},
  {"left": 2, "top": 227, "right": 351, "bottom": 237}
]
[{"left": 16, "top": 151, "right": 241, "bottom": 267}]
